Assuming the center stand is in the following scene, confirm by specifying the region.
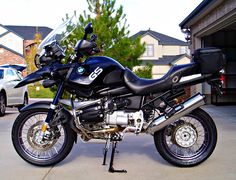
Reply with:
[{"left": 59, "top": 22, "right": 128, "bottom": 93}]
[{"left": 102, "top": 134, "right": 127, "bottom": 173}]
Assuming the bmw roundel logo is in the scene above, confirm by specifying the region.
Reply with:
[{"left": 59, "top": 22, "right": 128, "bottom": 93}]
[{"left": 77, "top": 67, "right": 85, "bottom": 74}]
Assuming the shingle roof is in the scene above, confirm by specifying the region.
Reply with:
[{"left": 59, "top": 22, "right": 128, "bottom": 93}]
[
  {"left": 5, "top": 25, "right": 52, "bottom": 40},
  {"left": 131, "top": 30, "right": 187, "bottom": 46},
  {"left": 142, "top": 54, "right": 188, "bottom": 65},
  {"left": 0, "top": 24, "right": 24, "bottom": 39}
]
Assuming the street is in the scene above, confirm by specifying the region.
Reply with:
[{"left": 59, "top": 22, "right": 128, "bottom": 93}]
[{"left": 0, "top": 105, "right": 236, "bottom": 180}]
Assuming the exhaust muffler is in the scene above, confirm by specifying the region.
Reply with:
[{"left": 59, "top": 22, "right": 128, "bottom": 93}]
[{"left": 147, "top": 93, "right": 205, "bottom": 134}]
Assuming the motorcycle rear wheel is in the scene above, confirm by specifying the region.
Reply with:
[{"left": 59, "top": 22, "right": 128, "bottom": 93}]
[
  {"left": 154, "top": 108, "right": 217, "bottom": 167},
  {"left": 12, "top": 109, "right": 75, "bottom": 166}
]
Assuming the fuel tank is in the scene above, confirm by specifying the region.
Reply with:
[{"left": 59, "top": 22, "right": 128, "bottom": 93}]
[{"left": 68, "top": 56, "right": 125, "bottom": 88}]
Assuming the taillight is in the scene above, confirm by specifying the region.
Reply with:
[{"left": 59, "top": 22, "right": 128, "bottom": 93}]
[
  {"left": 220, "top": 74, "right": 226, "bottom": 88},
  {"left": 220, "top": 74, "right": 225, "bottom": 82}
]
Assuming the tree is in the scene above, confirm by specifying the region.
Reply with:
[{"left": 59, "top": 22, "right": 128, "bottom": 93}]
[
  {"left": 63, "top": 0, "right": 145, "bottom": 69},
  {"left": 24, "top": 28, "right": 41, "bottom": 74},
  {"left": 134, "top": 63, "right": 153, "bottom": 79}
]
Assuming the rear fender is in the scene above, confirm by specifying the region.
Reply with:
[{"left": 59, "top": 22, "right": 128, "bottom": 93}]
[{"left": 20, "top": 101, "right": 77, "bottom": 143}]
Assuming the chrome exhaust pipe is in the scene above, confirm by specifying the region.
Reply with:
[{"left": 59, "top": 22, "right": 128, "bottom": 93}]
[{"left": 147, "top": 93, "right": 205, "bottom": 134}]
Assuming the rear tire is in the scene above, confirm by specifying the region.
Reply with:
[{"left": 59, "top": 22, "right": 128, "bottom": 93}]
[
  {"left": 12, "top": 108, "right": 75, "bottom": 166},
  {"left": 154, "top": 108, "right": 217, "bottom": 167},
  {"left": 0, "top": 92, "right": 6, "bottom": 116}
]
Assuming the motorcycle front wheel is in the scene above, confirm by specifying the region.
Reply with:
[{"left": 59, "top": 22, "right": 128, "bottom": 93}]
[
  {"left": 12, "top": 109, "right": 75, "bottom": 166},
  {"left": 154, "top": 108, "right": 217, "bottom": 167}
]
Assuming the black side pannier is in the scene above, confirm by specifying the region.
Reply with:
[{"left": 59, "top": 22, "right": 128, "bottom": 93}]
[{"left": 193, "top": 47, "right": 226, "bottom": 74}]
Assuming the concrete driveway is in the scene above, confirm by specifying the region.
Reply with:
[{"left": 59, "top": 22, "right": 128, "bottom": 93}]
[{"left": 0, "top": 105, "right": 236, "bottom": 180}]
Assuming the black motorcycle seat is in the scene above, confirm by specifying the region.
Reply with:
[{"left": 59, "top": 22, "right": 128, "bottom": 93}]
[{"left": 124, "top": 63, "right": 197, "bottom": 95}]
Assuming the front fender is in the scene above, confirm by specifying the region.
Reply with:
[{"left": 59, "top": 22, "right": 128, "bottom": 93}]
[
  {"left": 20, "top": 101, "right": 77, "bottom": 143},
  {"left": 20, "top": 101, "right": 52, "bottom": 112}
]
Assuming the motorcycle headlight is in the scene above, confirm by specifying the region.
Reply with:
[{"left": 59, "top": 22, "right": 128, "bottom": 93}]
[{"left": 34, "top": 51, "right": 54, "bottom": 69}]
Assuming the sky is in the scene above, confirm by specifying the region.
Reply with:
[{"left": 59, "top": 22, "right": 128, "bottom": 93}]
[{"left": 0, "top": 0, "right": 203, "bottom": 41}]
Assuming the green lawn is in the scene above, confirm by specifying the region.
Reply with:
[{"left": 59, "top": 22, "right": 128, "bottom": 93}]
[{"left": 28, "top": 85, "right": 55, "bottom": 98}]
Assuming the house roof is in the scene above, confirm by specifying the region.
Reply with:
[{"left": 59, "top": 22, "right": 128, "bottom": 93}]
[
  {"left": 5, "top": 25, "right": 52, "bottom": 40},
  {"left": 131, "top": 30, "right": 187, "bottom": 46},
  {"left": 0, "top": 44, "right": 24, "bottom": 57},
  {"left": 0, "top": 31, "right": 10, "bottom": 38},
  {"left": 179, "top": 0, "right": 222, "bottom": 29},
  {"left": 142, "top": 54, "right": 189, "bottom": 66},
  {"left": 0, "top": 24, "right": 25, "bottom": 39}
]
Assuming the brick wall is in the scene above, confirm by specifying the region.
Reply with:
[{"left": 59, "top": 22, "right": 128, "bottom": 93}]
[
  {"left": 0, "top": 39, "right": 34, "bottom": 64},
  {"left": 24, "top": 40, "right": 34, "bottom": 48},
  {"left": 0, "top": 47, "right": 25, "bottom": 65},
  {"left": 0, "top": 47, "right": 27, "bottom": 76}
]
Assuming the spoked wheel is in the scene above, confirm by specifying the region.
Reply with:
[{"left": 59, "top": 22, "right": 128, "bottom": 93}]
[
  {"left": 12, "top": 109, "right": 75, "bottom": 166},
  {"left": 154, "top": 108, "right": 217, "bottom": 167},
  {"left": 0, "top": 92, "right": 6, "bottom": 116}
]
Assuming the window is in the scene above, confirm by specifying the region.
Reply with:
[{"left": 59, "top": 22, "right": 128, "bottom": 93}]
[
  {"left": 6, "top": 69, "right": 20, "bottom": 80},
  {"left": 7, "top": 69, "right": 15, "bottom": 77},
  {"left": 143, "top": 44, "right": 154, "bottom": 57}
]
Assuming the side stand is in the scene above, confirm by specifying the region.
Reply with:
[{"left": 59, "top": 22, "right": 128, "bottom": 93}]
[{"left": 108, "top": 142, "right": 127, "bottom": 173}]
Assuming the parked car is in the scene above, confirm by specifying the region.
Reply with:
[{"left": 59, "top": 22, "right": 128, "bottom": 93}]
[{"left": 0, "top": 64, "right": 28, "bottom": 116}]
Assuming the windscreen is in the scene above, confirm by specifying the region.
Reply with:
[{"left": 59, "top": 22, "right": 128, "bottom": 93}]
[{"left": 37, "top": 16, "right": 77, "bottom": 55}]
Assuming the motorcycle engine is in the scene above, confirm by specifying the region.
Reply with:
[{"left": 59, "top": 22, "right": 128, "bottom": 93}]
[
  {"left": 106, "top": 110, "right": 143, "bottom": 126},
  {"left": 78, "top": 104, "right": 104, "bottom": 124},
  {"left": 77, "top": 98, "right": 144, "bottom": 131}
]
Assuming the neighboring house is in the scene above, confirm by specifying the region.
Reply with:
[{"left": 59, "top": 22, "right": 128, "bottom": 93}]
[
  {"left": 5, "top": 25, "right": 52, "bottom": 53},
  {"left": 0, "top": 25, "right": 24, "bottom": 65},
  {"left": 180, "top": 0, "right": 236, "bottom": 104},
  {"left": 143, "top": 54, "right": 190, "bottom": 79},
  {"left": 132, "top": 29, "right": 190, "bottom": 78},
  {"left": 0, "top": 24, "right": 52, "bottom": 74}
]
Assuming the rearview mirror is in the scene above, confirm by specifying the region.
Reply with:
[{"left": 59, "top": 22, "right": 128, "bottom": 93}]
[{"left": 84, "top": 22, "right": 93, "bottom": 35}]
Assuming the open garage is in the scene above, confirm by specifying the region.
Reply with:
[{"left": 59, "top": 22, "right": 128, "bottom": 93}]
[{"left": 180, "top": 0, "right": 236, "bottom": 104}]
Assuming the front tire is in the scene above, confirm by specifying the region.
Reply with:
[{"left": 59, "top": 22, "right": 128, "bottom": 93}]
[
  {"left": 154, "top": 108, "right": 217, "bottom": 167},
  {"left": 12, "top": 109, "right": 75, "bottom": 166}
]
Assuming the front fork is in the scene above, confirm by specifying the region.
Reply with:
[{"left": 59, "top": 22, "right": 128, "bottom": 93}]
[{"left": 40, "top": 81, "right": 65, "bottom": 134}]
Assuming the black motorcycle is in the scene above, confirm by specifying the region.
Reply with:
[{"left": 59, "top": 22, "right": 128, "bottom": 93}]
[{"left": 12, "top": 17, "right": 226, "bottom": 173}]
